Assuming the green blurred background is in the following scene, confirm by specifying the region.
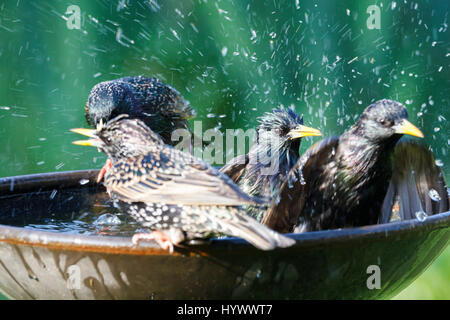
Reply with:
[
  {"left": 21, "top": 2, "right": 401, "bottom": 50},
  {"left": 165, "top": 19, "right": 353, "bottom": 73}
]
[{"left": 0, "top": 0, "right": 448, "bottom": 299}]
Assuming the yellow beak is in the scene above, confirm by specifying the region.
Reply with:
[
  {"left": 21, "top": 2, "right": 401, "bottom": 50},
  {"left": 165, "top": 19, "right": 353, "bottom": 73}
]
[
  {"left": 71, "top": 128, "right": 102, "bottom": 147},
  {"left": 393, "top": 119, "right": 424, "bottom": 138},
  {"left": 288, "top": 124, "right": 322, "bottom": 139}
]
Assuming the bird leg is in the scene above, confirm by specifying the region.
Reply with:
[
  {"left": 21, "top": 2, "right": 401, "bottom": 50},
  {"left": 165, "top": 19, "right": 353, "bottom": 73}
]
[
  {"left": 132, "top": 231, "right": 175, "bottom": 254},
  {"left": 96, "top": 158, "right": 112, "bottom": 183}
]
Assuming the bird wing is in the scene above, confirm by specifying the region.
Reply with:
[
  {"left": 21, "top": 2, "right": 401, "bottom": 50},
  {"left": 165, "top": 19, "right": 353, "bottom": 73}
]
[
  {"left": 104, "top": 147, "right": 266, "bottom": 206},
  {"left": 262, "top": 137, "right": 340, "bottom": 233},
  {"left": 219, "top": 154, "right": 249, "bottom": 183},
  {"left": 378, "top": 139, "right": 449, "bottom": 223}
]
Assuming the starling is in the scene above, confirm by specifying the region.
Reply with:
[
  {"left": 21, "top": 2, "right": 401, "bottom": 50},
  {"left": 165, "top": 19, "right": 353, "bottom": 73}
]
[
  {"left": 84, "top": 76, "right": 196, "bottom": 182},
  {"left": 71, "top": 115, "right": 295, "bottom": 251},
  {"left": 85, "top": 76, "right": 196, "bottom": 142},
  {"left": 262, "top": 99, "right": 447, "bottom": 233},
  {"left": 220, "top": 107, "right": 321, "bottom": 221}
]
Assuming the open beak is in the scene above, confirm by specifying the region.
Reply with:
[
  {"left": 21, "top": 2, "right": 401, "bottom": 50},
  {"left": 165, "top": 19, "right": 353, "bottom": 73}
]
[
  {"left": 393, "top": 119, "right": 424, "bottom": 138},
  {"left": 71, "top": 128, "right": 103, "bottom": 147},
  {"left": 288, "top": 124, "right": 322, "bottom": 140}
]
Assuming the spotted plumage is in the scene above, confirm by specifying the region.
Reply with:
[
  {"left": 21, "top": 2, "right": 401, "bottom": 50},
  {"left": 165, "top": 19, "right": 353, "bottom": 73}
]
[
  {"left": 85, "top": 76, "right": 196, "bottom": 183},
  {"left": 220, "top": 107, "right": 321, "bottom": 221},
  {"left": 72, "top": 116, "right": 295, "bottom": 251}
]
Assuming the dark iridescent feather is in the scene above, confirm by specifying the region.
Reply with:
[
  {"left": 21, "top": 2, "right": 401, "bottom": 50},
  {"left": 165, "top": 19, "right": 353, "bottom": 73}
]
[
  {"left": 220, "top": 107, "right": 305, "bottom": 221},
  {"left": 264, "top": 99, "right": 443, "bottom": 233},
  {"left": 85, "top": 76, "right": 195, "bottom": 145}
]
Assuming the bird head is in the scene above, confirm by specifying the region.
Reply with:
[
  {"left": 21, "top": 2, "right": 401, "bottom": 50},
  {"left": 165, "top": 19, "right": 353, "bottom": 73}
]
[
  {"left": 72, "top": 115, "right": 164, "bottom": 161},
  {"left": 257, "top": 106, "right": 322, "bottom": 151},
  {"left": 85, "top": 80, "right": 136, "bottom": 127},
  {"left": 352, "top": 99, "right": 423, "bottom": 144}
]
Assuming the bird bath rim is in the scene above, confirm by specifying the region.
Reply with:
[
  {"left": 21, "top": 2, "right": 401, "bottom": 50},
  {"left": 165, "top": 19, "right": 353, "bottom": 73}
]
[{"left": 0, "top": 169, "right": 448, "bottom": 256}]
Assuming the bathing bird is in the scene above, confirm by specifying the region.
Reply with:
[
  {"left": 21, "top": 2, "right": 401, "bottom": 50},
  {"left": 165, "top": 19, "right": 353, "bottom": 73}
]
[
  {"left": 71, "top": 116, "right": 295, "bottom": 252},
  {"left": 85, "top": 76, "right": 196, "bottom": 182},
  {"left": 220, "top": 107, "right": 321, "bottom": 221},
  {"left": 263, "top": 99, "right": 447, "bottom": 233}
]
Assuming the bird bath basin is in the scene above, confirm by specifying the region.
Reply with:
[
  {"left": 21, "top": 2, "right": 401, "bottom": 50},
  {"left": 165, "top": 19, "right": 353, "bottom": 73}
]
[{"left": 0, "top": 170, "right": 448, "bottom": 299}]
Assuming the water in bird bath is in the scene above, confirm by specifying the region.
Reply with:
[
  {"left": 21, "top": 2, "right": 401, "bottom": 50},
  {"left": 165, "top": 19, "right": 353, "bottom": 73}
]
[{"left": 0, "top": 186, "right": 146, "bottom": 237}]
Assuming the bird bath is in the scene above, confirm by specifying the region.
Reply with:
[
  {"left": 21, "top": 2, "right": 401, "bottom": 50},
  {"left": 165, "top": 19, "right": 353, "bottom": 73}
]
[{"left": 0, "top": 170, "right": 448, "bottom": 299}]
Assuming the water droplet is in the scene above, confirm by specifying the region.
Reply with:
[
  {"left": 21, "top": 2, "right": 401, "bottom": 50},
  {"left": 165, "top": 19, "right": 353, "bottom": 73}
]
[
  {"left": 79, "top": 179, "right": 89, "bottom": 185},
  {"left": 94, "top": 213, "right": 122, "bottom": 226},
  {"left": 435, "top": 159, "right": 443, "bottom": 167},
  {"left": 288, "top": 173, "right": 298, "bottom": 189},
  {"left": 250, "top": 29, "right": 257, "bottom": 41},
  {"left": 299, "top": 171, "right": 306, "bottom": 185},
  {"left": 221, "top": 47, "right": 228, "bottom": 57},
  {"left": 49, "top": 190, "right": 57, "bottom": 200},
  {"left": 428, "top": 189, "right": 441, "bottom": 202},
  {"left": 415, "top": 211, "right": 428, "bottom": 222},
  {"left": 437, "top": 115, "right": 446, "bottom": 122}
]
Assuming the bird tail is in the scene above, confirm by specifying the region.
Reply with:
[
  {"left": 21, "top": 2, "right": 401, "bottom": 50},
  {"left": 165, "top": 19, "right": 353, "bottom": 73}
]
[
  {"left": 211, "top": 208, "right": 295, "bottom": 250},
  {"left": 379, "top": 140, "right": 449, "bottom": 224}
]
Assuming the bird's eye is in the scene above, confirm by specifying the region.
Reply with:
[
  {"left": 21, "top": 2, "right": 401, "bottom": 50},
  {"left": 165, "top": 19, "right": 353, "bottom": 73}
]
[{"left": 378, "top": 118, "right": 392, "bottom": 126}]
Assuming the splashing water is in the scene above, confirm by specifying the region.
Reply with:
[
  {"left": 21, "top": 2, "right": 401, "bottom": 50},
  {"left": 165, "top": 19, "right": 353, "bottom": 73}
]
[
  {"left": 428, "top": 189, "right": 441, "bottom": 202},
  {"left": 435, "top": 159, "right": 443, "bottom": 167},
  {"left": 415, "top": 211, "right": 428, "bottom": 222},
  {"left": 94, "top": 213, "right": 122, "bottom": 226},
  {"left": 288, "top": 173, "right": 298, "bottom": 189},
  {"left": 79, "top": 178, "right": 90, "bottom": 185}
]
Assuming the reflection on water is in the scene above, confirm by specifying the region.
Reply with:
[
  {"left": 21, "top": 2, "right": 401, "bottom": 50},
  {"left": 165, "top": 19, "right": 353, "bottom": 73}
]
[
  {"left": 0, "top": 186, "right": 147, "bottom": 237},
  {"left": 23, "top": 213, "right": 144, "bottom": 237}
]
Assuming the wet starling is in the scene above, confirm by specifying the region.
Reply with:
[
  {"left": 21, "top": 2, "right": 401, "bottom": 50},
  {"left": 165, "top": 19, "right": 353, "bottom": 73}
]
[
  {"left": 71, "top": 115, "right": 295, "bottom": 251},
  {"left": 85, "top": 76, "right": 196, "bottom": 143},
  {"left": 262, "top": 99, "right": 447, "bottom": 233},
  {"left": 85, "top": 76, "right": 196, "bottom": 182},
  {"left": 220, "top": 107, "right": 321, "bottom": 221}
]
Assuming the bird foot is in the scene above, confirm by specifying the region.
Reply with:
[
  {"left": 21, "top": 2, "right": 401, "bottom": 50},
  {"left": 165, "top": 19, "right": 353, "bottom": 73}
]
[
  {"left": 132, "top": 231, "right": 174, "bottom": 254},
  {"left": 96, "top": 159, "right": 112, "bottom": 183}
]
